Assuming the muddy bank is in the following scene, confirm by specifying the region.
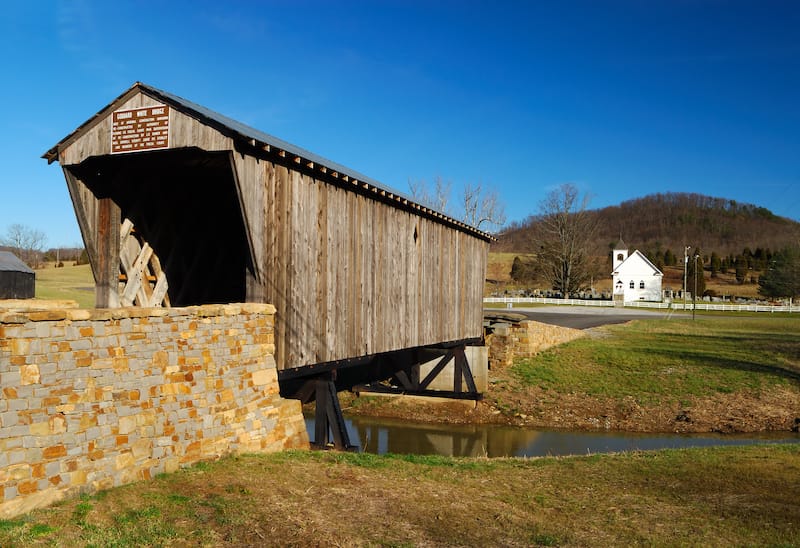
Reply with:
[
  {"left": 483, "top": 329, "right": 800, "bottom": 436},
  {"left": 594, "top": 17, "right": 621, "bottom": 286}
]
[{"left": 340, "top": 383, "right": 800, "bottom": 434}]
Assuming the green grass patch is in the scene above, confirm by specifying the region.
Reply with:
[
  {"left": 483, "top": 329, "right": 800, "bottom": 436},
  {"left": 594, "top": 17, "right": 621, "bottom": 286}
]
[
  {"left": 511, "top": 317, "right": 800, "bottom": 404},
  {"left": 72, "top": 500, "right": 93, "bottom": 525},
  {"left": 0, "top": 519, "right": 56, "bottom": 545},
  {"left": 34, "top": 263, "right": 94, "bottom": 308}
]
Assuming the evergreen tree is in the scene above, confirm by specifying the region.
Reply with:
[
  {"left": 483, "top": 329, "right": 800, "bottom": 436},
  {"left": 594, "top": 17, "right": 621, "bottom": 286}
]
[
  {"left": 646, "top": 249, "right": 665, "bottom": 270},
  {"left": 734, "top": 255, "right": 747, "bottom": 283},
  {"left": 663, "top": 249, "right": 676, "bottom": 267},
  {"left": 510, "top": 256, "right": 534, "bottom": 282},
  {"left": 743, "top": 247, "right": 754, "bottom": 270},
  {"left": 77, "top": 248, "right": 89, "bottom": 266},
  {"left": 710, "top": 252, "right": 721, "bottom": 278},
  {"left": 758, "top": 247, "right": 800, "bottom": 299},
  {"left": 754, "top": 247, "right": 767, "bottom": 270}
]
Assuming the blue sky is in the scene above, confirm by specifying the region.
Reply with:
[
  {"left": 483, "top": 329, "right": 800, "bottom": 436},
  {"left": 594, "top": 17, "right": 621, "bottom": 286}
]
[{"left": 1, "top": 1, "right": 798, "bottom": 247}]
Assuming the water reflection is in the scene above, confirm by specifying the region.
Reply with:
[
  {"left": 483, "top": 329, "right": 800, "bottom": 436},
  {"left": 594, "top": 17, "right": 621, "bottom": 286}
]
[{"left": 305, "top": 415, "right": 800, "bottom": 458}]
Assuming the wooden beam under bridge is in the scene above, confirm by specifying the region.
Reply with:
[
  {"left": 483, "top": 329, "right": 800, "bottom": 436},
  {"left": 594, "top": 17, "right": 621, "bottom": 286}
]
[{"left": 278, "top": 340, "right": 484, "bottom": 450}]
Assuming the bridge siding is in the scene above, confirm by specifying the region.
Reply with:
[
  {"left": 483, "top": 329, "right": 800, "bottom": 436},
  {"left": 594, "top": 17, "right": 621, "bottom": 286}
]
[{"left": 49, "top": 86, "right": 489, "bottom": 372}]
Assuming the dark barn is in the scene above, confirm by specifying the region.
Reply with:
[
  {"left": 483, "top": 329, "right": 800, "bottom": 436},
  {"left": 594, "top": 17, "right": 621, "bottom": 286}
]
[
  {"left": 44, "top": 83, "right": 492, "bottom": 447},
  {"left": 0, "top": 251, "right": 35, "bottom": 299}
]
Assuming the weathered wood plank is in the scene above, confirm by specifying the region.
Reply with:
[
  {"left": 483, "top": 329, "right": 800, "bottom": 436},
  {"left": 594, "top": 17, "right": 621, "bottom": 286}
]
[
  {"left": 63, "top": 170, "right": 100, "bottom": 283},
  {"left": 315, "top": 175, "right": 328, "bottom": 362},
  {"left": 230, "top": 153, "right": 265, "bottom": 287},
  {"left": 274, "top": 163, "right": 290, "bottom": 369},
  {"left": 95, "top": 197, "right": 120, "bottom": 308}
]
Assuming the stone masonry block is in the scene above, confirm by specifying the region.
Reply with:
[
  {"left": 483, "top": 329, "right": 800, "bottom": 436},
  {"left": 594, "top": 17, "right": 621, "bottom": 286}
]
[{"left": 0, "top": 303, "right": 303, "bottom": 519}]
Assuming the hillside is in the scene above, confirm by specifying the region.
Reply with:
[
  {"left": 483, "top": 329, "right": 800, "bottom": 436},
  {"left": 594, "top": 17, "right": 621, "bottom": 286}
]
[{"left": 495, "top": 192, "right": 800, "bottom": 257}]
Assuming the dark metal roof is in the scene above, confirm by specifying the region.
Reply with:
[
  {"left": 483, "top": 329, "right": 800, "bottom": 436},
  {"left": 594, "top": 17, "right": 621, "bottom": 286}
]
[
  {"left": 0, "top": 251, "right": 34, "bottom": 274},
  {"left": 44, "top": 82, "right": 494, "bottom": 242}
]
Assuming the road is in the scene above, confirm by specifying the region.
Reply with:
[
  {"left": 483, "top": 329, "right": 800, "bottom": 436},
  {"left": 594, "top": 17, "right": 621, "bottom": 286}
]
[{"left": 485, "top": 306, "right": 689, "bottom": 330}]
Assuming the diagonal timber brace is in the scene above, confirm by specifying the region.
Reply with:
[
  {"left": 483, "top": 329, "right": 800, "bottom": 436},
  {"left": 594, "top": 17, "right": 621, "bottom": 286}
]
[{"left": 356, "top": 343, "right": 482, "bottom": 400}]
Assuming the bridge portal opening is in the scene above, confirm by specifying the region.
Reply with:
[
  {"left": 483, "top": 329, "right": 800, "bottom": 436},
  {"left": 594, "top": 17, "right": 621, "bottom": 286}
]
[{"left": 68, "top": 148, "right": 252, "bottom": 306}]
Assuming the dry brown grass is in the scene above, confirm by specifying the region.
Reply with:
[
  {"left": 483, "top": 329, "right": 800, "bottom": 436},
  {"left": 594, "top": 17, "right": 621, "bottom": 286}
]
[
  {"left": 661, "top": 265, "right": 763, "bottom": 299},
  {"left": 3, "top": 445, "right": 799, "bottom": 546}
]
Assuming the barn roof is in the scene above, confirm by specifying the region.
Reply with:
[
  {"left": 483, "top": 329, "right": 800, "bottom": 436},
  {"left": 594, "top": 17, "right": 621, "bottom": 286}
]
[
  {"left": 0, "top": 251, "right": 34, "bottom": 274},
  {"left": 43, "top": 82, "right": 494, "bottom": 241}
]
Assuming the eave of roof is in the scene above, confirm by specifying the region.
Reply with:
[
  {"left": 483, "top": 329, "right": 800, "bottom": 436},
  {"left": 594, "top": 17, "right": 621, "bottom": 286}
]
[
  {"left": 613, "top": 249, "right": 663, "bottom": 276},
  {"left": 43, "top": 82, "right": 495, "bottom": 242},
  {"left": 0, "top": 251, "right": 34, "bottom": 274}
]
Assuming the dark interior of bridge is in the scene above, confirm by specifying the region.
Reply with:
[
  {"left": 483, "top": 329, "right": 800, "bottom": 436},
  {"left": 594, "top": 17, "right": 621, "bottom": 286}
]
[{"left": 69, "top": 148, "right": 252, "bottom": 306}]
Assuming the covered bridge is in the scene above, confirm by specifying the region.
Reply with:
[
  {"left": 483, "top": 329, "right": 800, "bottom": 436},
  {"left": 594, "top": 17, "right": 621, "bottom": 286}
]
[{"left": 44, "top": 83, "right": 491, "bottom": 447}]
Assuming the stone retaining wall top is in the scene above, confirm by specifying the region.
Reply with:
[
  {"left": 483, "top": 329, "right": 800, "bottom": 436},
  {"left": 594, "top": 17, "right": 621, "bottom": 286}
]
[{"left": 0, "top": 303, "right": 276, "bottom": 324}]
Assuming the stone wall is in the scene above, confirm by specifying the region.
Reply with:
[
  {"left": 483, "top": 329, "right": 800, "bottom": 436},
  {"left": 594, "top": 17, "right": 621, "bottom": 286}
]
[
  {"left": 486, "top": 319, "right": 584, "bottom": 369},
  {"left": 0, "top": 302, "right": 308, "bottom": 518}
]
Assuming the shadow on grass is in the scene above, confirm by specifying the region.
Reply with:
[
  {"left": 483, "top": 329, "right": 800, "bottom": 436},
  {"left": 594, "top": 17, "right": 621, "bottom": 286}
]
[{"left": 623, "top": 332, "right": 800, "bottom": 385}]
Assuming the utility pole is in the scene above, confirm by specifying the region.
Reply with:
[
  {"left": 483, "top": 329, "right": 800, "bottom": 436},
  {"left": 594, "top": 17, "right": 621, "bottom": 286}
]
[
  {"left": 683, "top": 246, "right": 690, "bottom": 311},
  {"left": 693, "top": 254, "right": 699, "bottom": 320}
]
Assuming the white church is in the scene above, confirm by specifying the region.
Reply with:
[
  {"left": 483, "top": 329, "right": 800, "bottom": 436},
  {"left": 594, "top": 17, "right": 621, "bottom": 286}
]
[{"left": 612, "top": 240, "right": 663, "bottom": 302}]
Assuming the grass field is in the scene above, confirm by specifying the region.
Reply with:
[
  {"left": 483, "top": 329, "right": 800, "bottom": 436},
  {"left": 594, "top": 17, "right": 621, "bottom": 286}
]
[
  {"left": 33, "top": 264, "right": 94, "bottom": 308},
  {"left": 483, "top": 316, "right": 800, "bottom": 432},
  {"left": 2, "top": 445, "right": 798, "bottom": 546},
  {"left": 512, "top": 317, "right": 799, "bottom": 403},
  {"left": 341, "top": 316, "right": 800, "bottom": 432}
]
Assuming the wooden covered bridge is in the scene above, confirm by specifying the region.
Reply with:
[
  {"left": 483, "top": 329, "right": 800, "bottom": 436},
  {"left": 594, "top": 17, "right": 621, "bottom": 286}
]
[{"left": 44, "top": 83, "right": 492, "bottom": 448}]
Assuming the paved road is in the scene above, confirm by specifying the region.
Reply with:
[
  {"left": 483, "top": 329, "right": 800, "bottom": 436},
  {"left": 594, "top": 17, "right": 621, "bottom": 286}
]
[{"left": 485, "top": 306, "right": 689, "bottom": 330}]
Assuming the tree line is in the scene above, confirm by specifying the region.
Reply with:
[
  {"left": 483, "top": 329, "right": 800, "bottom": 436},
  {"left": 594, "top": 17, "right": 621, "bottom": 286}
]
[
  {"left": 507, "top": 186, "right": 800, "bottom": 300},
  {"left": 1, "top": 224, "right": 86, "bottom": 269},
  {"left": 498, "top": 191, "right": 800, "bottom": 257}
]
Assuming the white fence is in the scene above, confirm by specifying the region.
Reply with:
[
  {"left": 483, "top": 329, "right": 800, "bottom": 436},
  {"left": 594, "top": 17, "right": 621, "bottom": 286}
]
[{"left": 483, "top": 297, "right": 797, "bottom": 313}]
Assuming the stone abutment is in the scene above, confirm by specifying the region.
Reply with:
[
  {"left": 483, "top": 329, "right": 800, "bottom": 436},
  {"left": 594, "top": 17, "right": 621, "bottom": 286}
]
[{"left": 0, "top": 302, "right": 308, "bottom": 518}]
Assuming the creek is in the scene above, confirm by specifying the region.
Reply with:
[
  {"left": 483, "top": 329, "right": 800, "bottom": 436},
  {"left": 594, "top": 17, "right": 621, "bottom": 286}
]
[{"left": 305, "top": 415, "right": 800, "bottom": 457}]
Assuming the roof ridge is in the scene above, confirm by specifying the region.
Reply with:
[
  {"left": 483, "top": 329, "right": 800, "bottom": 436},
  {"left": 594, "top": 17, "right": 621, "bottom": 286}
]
[{"left": 44, "top": 82, "right": 495, "bottom": 242}]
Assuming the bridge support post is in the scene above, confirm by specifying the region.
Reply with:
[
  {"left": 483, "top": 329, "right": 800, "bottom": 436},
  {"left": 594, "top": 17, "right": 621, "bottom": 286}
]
[{"left": 312, "top": 378, "right": 356, "bottom": 451}]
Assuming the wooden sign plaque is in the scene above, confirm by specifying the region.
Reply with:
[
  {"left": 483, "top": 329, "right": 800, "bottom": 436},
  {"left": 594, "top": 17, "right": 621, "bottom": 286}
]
[{"left": 111, "top": 105, "right": 170, "bottom": 153}]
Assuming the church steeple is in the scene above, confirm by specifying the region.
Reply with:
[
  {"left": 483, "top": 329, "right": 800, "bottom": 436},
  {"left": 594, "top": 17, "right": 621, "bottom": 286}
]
[{"left": 613, "top": 239, "right": 628, "bottom": 270}]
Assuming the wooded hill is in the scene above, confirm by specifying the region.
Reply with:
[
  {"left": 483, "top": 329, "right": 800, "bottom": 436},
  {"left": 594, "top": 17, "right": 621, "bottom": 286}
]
[{"left": 495, "top": 192, "right": 800, "bottom": 257}]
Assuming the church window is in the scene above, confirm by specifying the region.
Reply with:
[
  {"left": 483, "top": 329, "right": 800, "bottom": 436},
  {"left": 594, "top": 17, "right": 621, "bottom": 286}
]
[
  {"left": 616, "top": 253, "right": 624, "bottom": 261},
  {"left": 629, "top": 281, "right": 634, "bottom": 289},
  {"left": 639, "top": 281, "right": 645, "bottom": 289}
]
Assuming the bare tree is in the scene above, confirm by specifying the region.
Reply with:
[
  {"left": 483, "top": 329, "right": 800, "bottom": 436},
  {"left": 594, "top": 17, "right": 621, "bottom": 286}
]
[
  {"left": 408, "top": 176, "right": 453, "bottom": 216},
  {"left": 2, "top": 224, "right": 47, "bottom": 268},
  {"left": 531, "top": 184, "right": 598, "bottom": 296},
  {"left": 408, "top": 177, "right": 505, "bottom": 231},
  {"left": 462, "top": 182, "right": 506, "bottom": 231}
]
